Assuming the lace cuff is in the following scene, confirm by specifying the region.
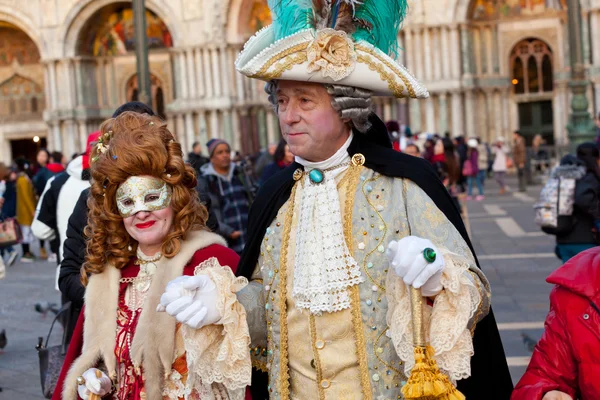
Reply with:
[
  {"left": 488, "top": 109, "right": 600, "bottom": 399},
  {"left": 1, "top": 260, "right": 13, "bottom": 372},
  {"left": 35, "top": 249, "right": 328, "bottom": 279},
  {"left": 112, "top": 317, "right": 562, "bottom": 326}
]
[
  {"left": 182, "top": 264, "right": 252, "bottom": 398},
  {"left": 386, "top": 251, "right": 481, "bottom": 382}
]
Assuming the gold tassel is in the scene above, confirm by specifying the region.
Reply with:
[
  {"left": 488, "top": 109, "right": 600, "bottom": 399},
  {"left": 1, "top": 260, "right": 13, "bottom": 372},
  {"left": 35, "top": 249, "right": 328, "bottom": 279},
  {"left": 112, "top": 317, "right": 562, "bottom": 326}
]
[{"left": 401, "top": 287, "right": 466, "bottom": 400}]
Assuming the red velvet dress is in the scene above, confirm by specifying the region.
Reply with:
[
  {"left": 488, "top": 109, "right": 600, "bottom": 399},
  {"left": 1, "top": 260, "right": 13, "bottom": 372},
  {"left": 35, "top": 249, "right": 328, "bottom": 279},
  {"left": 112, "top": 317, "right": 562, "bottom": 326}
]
[{"left": 52, "top": 244, "right": 240, "bottom": 400}]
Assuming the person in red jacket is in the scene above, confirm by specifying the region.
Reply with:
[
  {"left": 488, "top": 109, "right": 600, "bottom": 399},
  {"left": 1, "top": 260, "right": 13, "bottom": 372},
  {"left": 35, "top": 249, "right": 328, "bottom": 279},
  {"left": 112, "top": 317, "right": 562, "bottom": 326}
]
[{"left": 512, "top": 246, "right": 600, "bottom": 400}]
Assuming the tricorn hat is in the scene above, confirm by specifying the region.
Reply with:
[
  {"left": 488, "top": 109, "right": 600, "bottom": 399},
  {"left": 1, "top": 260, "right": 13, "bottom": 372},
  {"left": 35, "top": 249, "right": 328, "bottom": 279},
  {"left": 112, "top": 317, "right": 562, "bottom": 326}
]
[{"left": 235, "top": 0, "right": 429, "bottom": 99}]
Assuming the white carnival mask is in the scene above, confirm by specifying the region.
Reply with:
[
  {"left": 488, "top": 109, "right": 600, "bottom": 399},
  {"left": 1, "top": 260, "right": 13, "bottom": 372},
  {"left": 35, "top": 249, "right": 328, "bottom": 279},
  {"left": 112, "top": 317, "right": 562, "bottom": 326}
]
[{"left": 116, "top": 176, "right": 172, "bottom": 218}]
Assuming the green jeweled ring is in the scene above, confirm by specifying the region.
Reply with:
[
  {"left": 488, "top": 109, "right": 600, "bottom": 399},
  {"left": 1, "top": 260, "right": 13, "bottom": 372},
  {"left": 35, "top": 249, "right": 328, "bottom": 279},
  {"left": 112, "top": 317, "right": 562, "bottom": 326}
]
[
  {"left": 423, "top": 248, "right": 437, "bottom": 263},
  {"left": 308, "top": 168, "right": 324, "bottom": 184}
]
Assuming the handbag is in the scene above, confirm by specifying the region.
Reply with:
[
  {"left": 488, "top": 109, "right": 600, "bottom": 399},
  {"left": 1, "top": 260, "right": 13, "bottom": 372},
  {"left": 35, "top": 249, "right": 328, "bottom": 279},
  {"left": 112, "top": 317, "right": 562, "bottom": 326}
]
[
  {"left": 36, "top": 302, "right": 72, "bottom": 399},
  {"left": 506, "top": 157, "right": 514, "bottom": 169},
  {"left": 0, "top": 217, "right": 22, "bottom": 247},
  {"left": 462, "top": 160, "right": 473, "bottom": 177}
]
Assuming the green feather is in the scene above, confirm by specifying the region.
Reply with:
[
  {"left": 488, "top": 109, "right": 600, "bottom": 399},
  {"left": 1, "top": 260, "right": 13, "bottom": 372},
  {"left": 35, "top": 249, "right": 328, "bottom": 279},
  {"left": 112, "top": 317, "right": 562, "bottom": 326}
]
[
  {"left": 268, "top": 0, "right": 315, "bottom": 40},
  {"left": 353, "top": 0, "right": 408, "bottom": 57}
]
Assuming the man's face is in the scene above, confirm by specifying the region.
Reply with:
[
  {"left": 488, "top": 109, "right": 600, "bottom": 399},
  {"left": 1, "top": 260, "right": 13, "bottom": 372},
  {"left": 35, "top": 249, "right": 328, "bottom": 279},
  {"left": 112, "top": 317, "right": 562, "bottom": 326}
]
[
  {"left": 211, "top": 143, "right": 231, "bottom": 170},
  {"left": 276, "top": 80, "right": 350, "bottom": 162},
  {"left": 405, "top": 145, "right": 420, "bottom": 157}
]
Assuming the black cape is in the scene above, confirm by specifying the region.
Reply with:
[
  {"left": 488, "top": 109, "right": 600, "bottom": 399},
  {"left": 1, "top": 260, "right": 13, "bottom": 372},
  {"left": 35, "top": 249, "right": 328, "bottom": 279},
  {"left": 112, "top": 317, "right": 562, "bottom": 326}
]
[{"left": 238, "top": 115, "right": 513, "bottom": 399}]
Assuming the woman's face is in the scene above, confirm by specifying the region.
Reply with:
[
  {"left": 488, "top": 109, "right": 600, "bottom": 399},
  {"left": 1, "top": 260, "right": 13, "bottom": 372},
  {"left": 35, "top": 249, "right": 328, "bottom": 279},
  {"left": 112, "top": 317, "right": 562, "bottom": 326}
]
[
  {"left": 283, "top": 145, "right": 294, "bottom": 164},
  {"left": 37, "top": 151, "right": 48, "bottom": 166},
  {"left": 117, "top": 176, "right": 174, "bottom": 253},
  {"left": 434, "top": 140, "right": 444, "bottom": 155}
]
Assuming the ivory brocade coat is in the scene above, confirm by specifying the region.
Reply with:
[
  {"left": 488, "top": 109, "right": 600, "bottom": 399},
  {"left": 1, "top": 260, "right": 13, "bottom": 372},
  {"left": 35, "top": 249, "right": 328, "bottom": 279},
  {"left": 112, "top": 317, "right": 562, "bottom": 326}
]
[{"left": 236, "top": 161, "right": 492, "bottom": 400}]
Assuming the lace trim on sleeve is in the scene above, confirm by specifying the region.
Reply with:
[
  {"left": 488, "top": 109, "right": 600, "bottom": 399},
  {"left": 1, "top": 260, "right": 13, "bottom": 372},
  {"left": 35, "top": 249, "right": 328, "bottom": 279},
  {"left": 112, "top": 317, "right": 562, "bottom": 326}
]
[
  {"left": 182, "top": 263, "right": 251, "bottom": 398},
  {"left": 386, "top": 251, "right": 481, "bottom": 382}
]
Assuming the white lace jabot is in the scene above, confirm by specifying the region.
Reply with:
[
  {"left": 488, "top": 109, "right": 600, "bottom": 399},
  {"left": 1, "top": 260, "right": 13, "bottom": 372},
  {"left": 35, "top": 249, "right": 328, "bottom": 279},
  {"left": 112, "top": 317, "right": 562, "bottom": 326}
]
[{"left": 293, "top": 134, "right": 363, "bottom": 314}]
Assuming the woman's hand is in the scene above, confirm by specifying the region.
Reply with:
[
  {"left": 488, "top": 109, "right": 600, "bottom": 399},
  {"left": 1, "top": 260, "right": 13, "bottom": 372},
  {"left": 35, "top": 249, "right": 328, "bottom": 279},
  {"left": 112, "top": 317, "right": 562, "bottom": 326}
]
[
  {"left": 158, "top": 275, "right": 222, "bottom": 329},
  {"left": 542, "top": 391, "right": 573, "bottom": 400},
  {"left": 77, "top": 368, "right": 112, "bottom": 399}
]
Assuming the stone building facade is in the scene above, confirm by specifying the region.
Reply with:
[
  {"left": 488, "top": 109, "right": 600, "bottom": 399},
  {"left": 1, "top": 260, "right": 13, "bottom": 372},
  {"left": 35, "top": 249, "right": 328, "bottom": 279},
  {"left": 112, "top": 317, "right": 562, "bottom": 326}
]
[{"left": 1, "top": 0, "right": 600, "bottom": 162}]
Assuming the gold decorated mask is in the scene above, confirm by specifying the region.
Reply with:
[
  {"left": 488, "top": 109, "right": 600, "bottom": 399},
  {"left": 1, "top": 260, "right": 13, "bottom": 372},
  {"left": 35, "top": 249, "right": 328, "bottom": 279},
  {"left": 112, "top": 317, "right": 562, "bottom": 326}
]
[{"left": 116, "top": 176, "right": 172, "bottom": 218}]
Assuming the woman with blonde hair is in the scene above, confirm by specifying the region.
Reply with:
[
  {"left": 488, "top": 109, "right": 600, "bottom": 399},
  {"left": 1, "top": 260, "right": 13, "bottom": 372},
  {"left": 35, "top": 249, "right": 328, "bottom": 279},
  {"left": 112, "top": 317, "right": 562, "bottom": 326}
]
[{"left": 54, "top": 112, "right": 251, "bottom": 400}]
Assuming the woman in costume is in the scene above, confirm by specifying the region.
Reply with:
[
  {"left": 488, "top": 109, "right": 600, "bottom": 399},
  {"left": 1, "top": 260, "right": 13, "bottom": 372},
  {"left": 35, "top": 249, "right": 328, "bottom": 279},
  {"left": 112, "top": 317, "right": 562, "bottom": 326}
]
[{"left": 55, "top": 111, "right": 251, "bottom": 400}]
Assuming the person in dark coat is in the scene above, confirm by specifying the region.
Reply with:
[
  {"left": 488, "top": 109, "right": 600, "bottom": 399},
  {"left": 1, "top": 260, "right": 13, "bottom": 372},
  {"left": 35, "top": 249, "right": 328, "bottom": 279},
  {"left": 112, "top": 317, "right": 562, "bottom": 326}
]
[
  {"left": 258, "top": 138, "right": 294, "bottom": 186},
  {"left": 554, "top": 143, "right": 600, "bottom": 262},
  {"left": 512, "top": 247, "right": 600, "bottom": 400},
  {"left": 188, "top": 141, "right": 209, "bottom": 174}
]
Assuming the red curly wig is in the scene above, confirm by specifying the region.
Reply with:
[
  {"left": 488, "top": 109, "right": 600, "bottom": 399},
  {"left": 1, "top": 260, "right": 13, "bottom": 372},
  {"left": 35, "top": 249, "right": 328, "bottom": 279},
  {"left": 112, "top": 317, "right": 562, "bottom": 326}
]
[{"left": 82, "top": 112, "right": 208, "bottom": 285}]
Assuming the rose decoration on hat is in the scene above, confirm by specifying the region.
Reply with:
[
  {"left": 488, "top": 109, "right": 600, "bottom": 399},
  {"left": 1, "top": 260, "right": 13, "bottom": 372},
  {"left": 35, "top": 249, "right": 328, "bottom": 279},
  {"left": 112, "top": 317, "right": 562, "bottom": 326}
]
[{"left": 307, "top": 29, "right": 357, "bottom": 81}]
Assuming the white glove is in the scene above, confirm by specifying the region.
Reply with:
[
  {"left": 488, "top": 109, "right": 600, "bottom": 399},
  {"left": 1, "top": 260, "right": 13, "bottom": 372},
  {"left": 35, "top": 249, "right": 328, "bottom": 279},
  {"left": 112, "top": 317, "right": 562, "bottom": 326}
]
[
  {"left": 386, "top": 236, "right": 445, "bottom": 297},
  {"left": 157, "top": 275, "right": 222, "bottom": 329},
  {"left": 77, "top": 368, "right": 112, "bottom": 399}
]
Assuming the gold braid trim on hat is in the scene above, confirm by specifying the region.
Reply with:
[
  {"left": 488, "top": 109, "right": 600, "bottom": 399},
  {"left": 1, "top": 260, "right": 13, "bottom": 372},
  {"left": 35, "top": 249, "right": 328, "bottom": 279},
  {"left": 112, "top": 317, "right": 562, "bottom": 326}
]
[
  {"left": 355, "top": 44, "right": 416, "bottom": 98},
  {"left": 251, "top": 42, "right": 310, "bottom": 79}
]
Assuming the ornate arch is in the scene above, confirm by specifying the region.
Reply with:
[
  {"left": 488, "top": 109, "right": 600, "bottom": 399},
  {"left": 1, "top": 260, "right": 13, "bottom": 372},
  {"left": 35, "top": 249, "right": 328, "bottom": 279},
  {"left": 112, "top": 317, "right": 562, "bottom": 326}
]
[
  {"left": 226, "top": 0, "right": 271, "bottom": 44},
  {"left": 0, "top": 8, "right": 45, "bottom": 58},
  {"left": 59, "top": 0, "right": 181, "bottom": 58}
]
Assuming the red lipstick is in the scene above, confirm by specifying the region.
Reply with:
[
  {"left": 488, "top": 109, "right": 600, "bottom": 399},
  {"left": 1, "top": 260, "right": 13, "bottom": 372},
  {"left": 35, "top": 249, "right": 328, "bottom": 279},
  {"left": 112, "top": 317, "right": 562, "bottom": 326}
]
[{"left": 135, "top": 221, "right": 156, "bottom": 229}]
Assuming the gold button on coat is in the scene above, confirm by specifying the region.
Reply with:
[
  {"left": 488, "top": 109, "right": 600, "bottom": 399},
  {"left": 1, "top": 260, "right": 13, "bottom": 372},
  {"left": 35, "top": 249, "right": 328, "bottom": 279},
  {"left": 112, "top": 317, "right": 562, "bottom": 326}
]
[{"left": 321, "top": 379, "right": 331, "bottom": 389}]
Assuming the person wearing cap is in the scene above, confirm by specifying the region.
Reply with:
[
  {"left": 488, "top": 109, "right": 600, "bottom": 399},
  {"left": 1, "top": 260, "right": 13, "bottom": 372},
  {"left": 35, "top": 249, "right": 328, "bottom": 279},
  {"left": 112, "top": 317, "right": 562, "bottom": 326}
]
[
  {"left": 217, "top": 1, "right": 511, "bottom": 398},
  {"left": 197, "top": 138, "right": 254, "bottom": 254}
]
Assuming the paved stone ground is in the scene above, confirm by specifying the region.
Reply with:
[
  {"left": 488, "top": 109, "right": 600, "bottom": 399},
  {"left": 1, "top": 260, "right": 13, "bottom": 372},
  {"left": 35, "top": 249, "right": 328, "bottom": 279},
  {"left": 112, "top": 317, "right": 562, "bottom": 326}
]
[{"left": 0, "top": 173, "right": 563, "bottom": 398}]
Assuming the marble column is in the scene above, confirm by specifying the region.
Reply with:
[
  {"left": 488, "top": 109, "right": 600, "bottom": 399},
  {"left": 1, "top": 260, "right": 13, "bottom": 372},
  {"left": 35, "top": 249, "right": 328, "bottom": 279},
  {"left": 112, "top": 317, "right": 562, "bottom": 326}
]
[
  {"left": 423, "top": 29, "right": 433, "bottom": 81},
  {"left": 186, "top": 49, "right": 197, "bottom": 99},
  {"left": 433, "top": 28, "right": 442, "bottom": 81},
  {"left": 52, "top": 122, "right": 61, "bottom": 152},
  {"left": 409, "top": 101, "right": 422, "bottom": 132},
  {"left": 194, "top": 48, "right": 205, "bottom": 98},
  {"left": 202, "top": 48, "right": 214, "bottom": 98},
  {"left": 47, "top": 61, "right": 58, "bottom": 110},
  {"left": 236, "top": 66, "right": 245, "bottom": 102},
  {"left": 266, "top": 110, "right": 278, "bottom": 144},
  {"left": 223, "top": 109, "right": 233, "bottom": 144},
  {"left": 397, "top": 33, "right": 405, "bottom": 66},
  {"left": 485, "top": 27, "right": 493, "bottom": 76},
  {"left": 175, "top": 114, "right": 185, "bottom": 144},
  {"left": 450, "top": 26, "right": 461, "bottom": 79},
  {"left": 383, "top": 99, "right": 392, "bottom": 122},
  {"left": 184, "top": 113, "right": 195, "bottom": 153},
  {"left": 198, "top": 112, "right": 208, "bottom": 147},
  {"left": 473, "top": 28, "right": 482, "bottom": 76},
  {"left": 404, "top": 29, "right": 413, "bottom": 71},
  {"left": 220, "top": 46, "right": 230, "bottom": 98},
  {"left": 64, "top": 59, "right": 77, "bottom": 109},
  {"left": 177, "top": 51, "right": 189, "bottom": 99},
  {"left": 211, "top": 48, "right": 222, "bottom": 97},
  {"left": 460, "top": 25, "right": 473, "bottom": 76},
  {"left": 439, "top": 93, "right": 448, "bottom": 134},
  {"left": 594, "top": 82, "right": 600, "bottom": 116},
  {"left": 414, "top": 29, "right": 424, "bottom": 82},
  {"left": 451, "top": 91, "right": 464, "bottom": 136},
  {"left": 583, "top": 11, "right": 591, "bottom": 65},
  {"left": 426, "top": 96, "right": 435, "bottom": 133},
  {"left": 210, "top": 110, "right": 219, "bottom": 139},
  {"left": 464, "top": 91, "right": 476, "bottom": 138},
  {"left": 591, "top": 12, "right": 600, "bottom": 66},
  {"left": 441, "top": 27, "right": 451, "bottom": 80},
  {"left": 501, "top": 89, "right": 510, "bottom": 140},
  {"left": 492, "top": 26, "right": 500, "bottom": 74},
  {"left": 232, "top": 109, "right": 242, "bottom": 152},
  {"left": 78, "top": 121, "right": 88, "bottom": 153}
]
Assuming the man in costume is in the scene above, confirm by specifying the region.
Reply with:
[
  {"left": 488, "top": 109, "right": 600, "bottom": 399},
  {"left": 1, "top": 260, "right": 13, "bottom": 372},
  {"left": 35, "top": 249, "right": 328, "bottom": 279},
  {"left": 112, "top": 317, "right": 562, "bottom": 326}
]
[{"left": 234, "top": 0, "right": 513, "bottom": 398}]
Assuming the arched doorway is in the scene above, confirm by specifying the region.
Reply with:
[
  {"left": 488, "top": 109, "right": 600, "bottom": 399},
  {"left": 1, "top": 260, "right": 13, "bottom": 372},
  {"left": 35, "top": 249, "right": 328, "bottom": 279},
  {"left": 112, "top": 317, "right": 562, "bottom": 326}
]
[
  {"left": 510, "top": 38, "right": 554, "bottom": 145},
  {"left": 0, "top": 21, "right": 46, "bottom": 162},
  {"left": 126, "top": 74, "right": 166, "bottom": 118},
  {"left": 75, "top": 3, "right": 173, "bottom": 115}
]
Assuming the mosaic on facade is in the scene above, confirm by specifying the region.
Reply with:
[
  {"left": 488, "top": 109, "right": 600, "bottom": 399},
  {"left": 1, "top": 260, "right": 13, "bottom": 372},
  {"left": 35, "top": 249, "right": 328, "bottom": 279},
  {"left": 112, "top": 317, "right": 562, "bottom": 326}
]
[
  {"left": 471, "top": 0, "right": 567, "bottom": 20},
  {"left": 0, "top": 25, "right": 40, "bottom": 66},
  {"left": 248, "top": 0, "right": 272, "bottom": 32},
  {"left": 80, "top": 7, "right": 172, "bottom": 56}
]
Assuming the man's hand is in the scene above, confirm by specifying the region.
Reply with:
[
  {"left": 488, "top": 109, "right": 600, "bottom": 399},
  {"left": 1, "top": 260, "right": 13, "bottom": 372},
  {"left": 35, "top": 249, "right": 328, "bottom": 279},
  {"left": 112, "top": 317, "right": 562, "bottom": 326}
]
[
  {"left": 542, "top": 391, "right": 573, "bottom": 400},
  {"left": 230, "top": 231, "right": 242, "bottom": 240},
  {"left": 386, "top": 236, "right": 445, "bottom": 297}
]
